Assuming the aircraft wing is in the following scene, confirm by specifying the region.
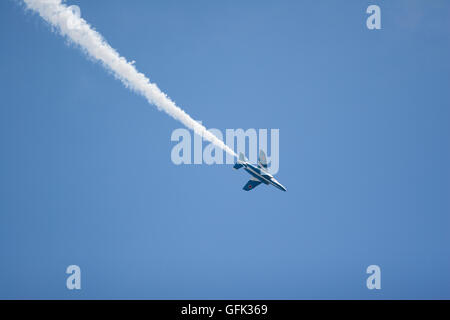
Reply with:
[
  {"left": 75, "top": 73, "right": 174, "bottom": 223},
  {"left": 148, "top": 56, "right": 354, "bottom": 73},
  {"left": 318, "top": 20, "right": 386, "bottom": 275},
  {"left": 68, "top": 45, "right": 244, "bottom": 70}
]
[
  {"left": 243, "top": 178, "right": 262, "bottom": 191},
  {"left": 258, "top": 150, "right": 268, "bottom": 170}
]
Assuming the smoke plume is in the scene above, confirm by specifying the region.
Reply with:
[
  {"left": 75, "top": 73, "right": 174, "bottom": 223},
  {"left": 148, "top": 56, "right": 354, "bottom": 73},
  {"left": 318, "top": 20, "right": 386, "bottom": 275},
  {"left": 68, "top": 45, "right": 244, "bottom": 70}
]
[{"left": 23, "top": 0, "right": 237, "bottom": 158}]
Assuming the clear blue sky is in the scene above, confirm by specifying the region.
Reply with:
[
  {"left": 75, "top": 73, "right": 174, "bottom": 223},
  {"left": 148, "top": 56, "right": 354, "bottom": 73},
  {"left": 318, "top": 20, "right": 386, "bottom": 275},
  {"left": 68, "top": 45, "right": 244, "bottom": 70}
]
[{"left": 1, "top": 0, "right": 449, "bottom": 299}]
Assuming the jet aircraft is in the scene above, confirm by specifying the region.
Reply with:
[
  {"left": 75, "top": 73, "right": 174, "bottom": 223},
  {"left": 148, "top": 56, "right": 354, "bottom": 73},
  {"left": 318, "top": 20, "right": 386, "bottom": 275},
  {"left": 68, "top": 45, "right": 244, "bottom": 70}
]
[{"left": 233, "top": 150, "right": 287, "bottom": 192}]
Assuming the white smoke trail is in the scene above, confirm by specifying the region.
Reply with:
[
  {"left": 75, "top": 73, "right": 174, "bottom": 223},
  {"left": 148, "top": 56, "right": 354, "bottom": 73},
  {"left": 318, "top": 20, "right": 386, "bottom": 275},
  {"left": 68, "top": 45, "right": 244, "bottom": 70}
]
[{"left": 23, "top": 0, "right": 237, "bottom": 158}]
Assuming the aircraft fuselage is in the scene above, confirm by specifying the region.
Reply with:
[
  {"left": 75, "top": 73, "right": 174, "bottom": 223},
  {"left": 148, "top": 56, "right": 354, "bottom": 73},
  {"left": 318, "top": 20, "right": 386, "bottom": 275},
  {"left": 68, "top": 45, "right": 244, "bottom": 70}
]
[{"left": 241, "top": 162, "right": 287, "bottom": 192}]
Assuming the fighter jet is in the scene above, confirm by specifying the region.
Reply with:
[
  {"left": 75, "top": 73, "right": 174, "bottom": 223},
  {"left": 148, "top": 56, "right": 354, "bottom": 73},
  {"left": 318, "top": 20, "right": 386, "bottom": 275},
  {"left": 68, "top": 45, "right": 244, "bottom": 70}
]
[{"left": 233, "top": 150, "right": 287, "bottom": 192}]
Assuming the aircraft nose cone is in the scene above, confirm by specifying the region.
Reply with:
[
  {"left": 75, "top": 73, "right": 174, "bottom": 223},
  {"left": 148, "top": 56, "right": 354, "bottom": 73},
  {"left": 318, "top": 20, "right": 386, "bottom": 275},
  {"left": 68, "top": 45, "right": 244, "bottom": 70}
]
[{"left": 275, "top": 182, "right": 287, "bottom": 192}]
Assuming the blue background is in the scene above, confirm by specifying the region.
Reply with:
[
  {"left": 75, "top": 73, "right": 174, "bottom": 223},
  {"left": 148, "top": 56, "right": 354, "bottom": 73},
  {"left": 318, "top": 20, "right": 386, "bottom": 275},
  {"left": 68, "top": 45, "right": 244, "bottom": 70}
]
[{"left": 1, "top": 0, "right": 449, "bottom": 299}]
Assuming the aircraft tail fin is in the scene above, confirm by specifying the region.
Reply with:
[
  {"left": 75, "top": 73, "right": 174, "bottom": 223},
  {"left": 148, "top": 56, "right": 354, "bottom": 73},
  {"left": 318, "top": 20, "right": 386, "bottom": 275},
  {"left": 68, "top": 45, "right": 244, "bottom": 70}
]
[{"left": 234, "top": 153, "right": 246, "bottom": 170}]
